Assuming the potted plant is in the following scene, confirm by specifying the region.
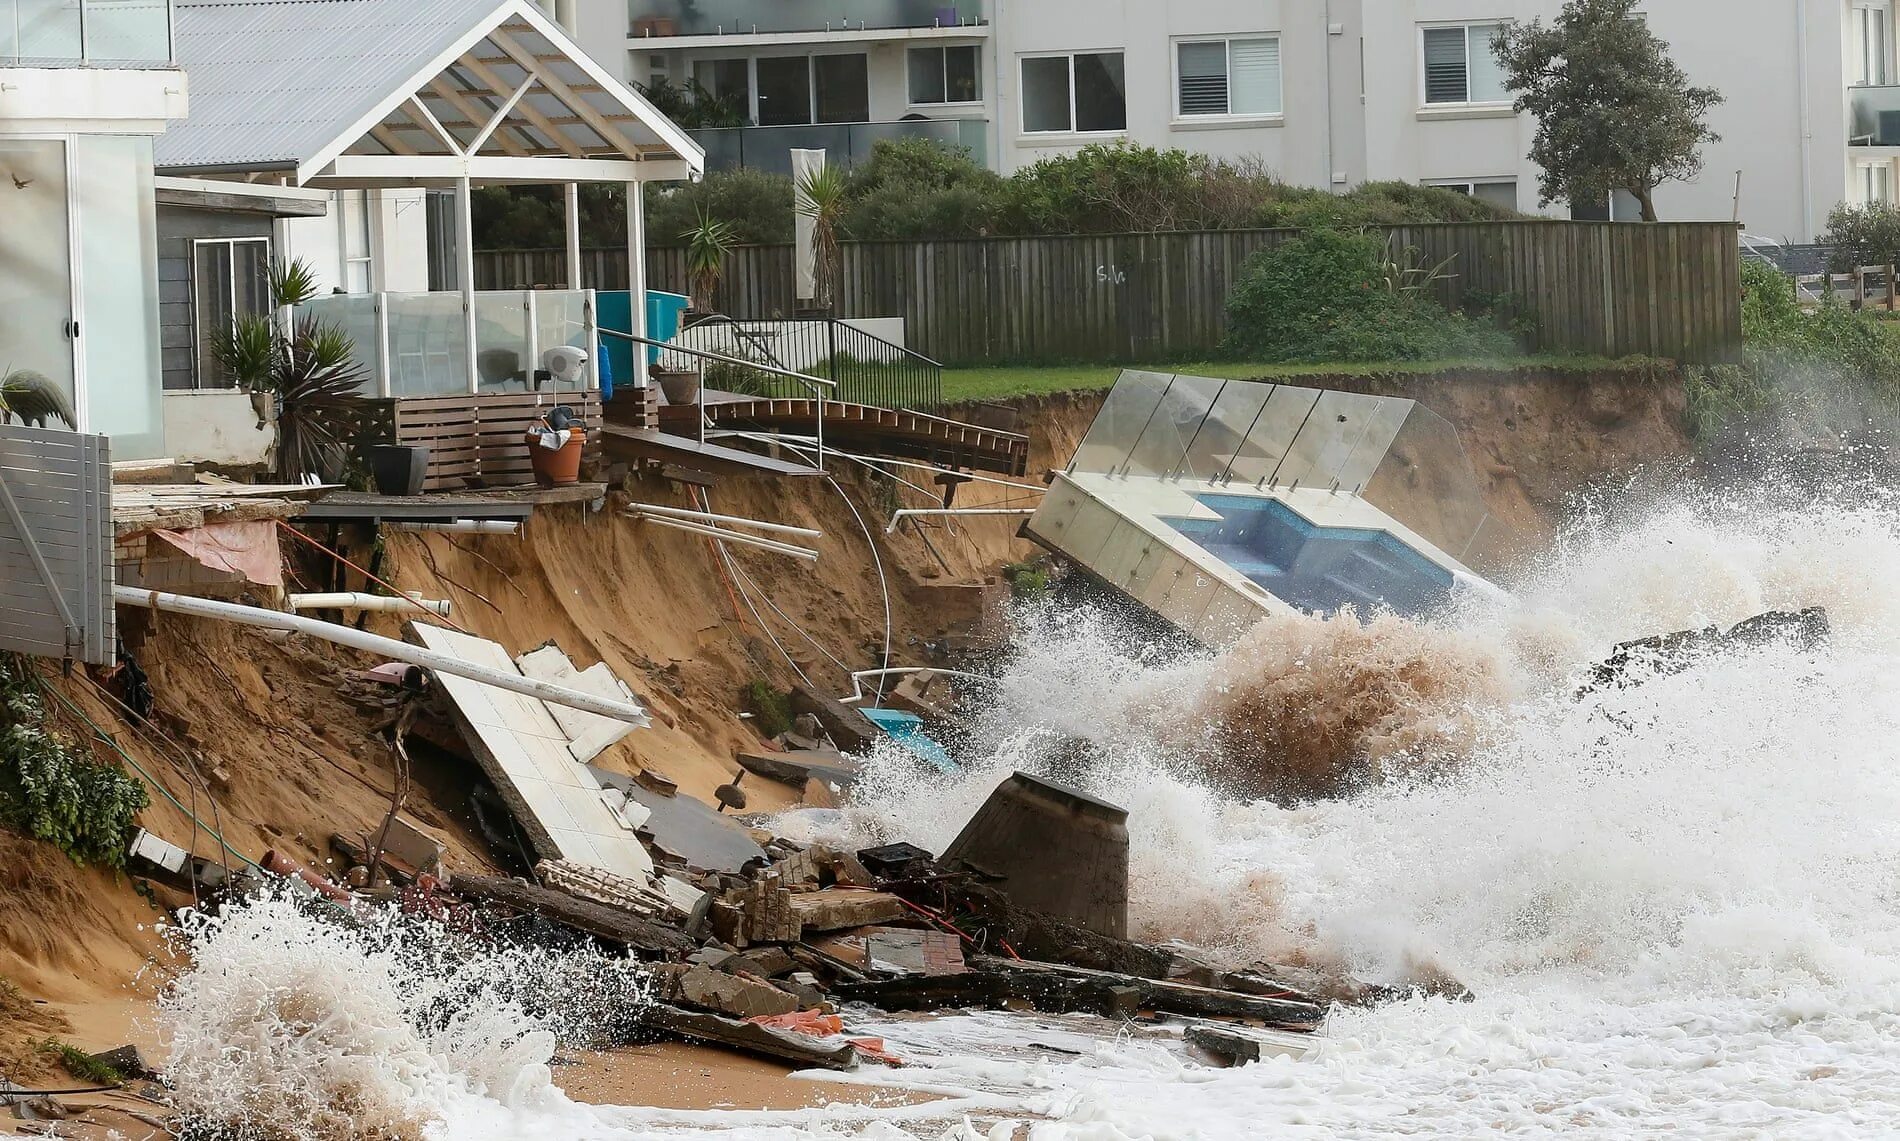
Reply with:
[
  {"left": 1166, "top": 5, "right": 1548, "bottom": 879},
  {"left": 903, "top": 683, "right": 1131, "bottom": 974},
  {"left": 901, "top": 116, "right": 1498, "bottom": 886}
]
[
  {"left": 795, "top": 161, "right": 848, "bottom": 313},
  {"left": 211, "top": 258, "right": 375, "bottom": 485},
  {"left": 683, "top": 208, "right": 736, "bottom": 317},
  {"left": 650, "top": 349, "right": 702, "bottom": 405}
]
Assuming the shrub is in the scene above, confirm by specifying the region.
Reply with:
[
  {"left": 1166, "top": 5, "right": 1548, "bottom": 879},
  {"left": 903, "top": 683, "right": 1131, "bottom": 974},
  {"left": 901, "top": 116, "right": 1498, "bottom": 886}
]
[
  {"left": 740, "top": 680, "right": 794, "bottom": 739},
  {"left": 841, "top": 138, "right": 1007, "bottom": 240},
  {"left": 0, "top": 655, "right": 148, "bottom": 869},
  {"left": 1221, "top": 229, "right": 1519, "bottom": 363},
  {"left": 646, "top": 169, "right": 795, "bottom": 247},
  {"left": 1821, "top": 201, "right": 1900, "bottom": 272}
]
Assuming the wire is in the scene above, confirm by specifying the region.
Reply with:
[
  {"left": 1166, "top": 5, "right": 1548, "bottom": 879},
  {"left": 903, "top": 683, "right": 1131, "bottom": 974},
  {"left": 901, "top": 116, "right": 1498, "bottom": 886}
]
[
  {"left": 723, "top": 558, "right": 853, "bottom": 677},
  {"left": 693, "top": 487, "right": 817, "bottom": 691},
  {"left": 824, "top": 475, "right": 894, "bottom": 705},
  {"left": 0, "top": 1083, "right": 122, "bottom": 1097}
]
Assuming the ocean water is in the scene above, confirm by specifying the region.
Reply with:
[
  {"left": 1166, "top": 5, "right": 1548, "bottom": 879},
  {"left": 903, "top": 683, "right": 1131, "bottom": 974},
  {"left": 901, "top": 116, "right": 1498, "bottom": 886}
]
[{"left": 161, "top": 488, "right": 1900, "bottom": 1139}]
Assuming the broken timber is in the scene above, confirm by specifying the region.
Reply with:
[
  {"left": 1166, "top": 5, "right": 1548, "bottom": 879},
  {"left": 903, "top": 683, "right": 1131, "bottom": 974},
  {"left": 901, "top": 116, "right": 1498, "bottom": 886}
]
[
  {"left": 640, "top": 1004, "right": 860, "bottom": 1070},
  {"left": 451, "top": 873, "right": 696, "bottom": 956}
]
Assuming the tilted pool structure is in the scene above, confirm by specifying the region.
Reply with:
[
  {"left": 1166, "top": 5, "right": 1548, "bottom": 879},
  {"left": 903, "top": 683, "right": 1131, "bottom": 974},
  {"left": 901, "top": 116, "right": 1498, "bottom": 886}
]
[{"left": 1025, "top": 371, "right": 1507, "bottom": 647}]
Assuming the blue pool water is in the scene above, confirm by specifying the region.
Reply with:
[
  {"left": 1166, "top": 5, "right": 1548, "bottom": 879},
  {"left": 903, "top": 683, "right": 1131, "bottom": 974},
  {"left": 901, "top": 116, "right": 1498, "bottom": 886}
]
[{"left": 1164, "top": 494, "right": 1453, "bottom": 617}]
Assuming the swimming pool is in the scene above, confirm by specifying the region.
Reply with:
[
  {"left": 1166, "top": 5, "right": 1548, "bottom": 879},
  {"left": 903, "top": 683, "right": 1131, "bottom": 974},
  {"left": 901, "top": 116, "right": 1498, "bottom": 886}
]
[{"left": 1163, "top": 494, "right": 1454, "bottom": 617}]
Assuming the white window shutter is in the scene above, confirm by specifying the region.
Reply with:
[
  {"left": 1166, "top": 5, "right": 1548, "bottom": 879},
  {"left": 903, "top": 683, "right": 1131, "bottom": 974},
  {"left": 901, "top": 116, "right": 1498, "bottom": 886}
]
[
  {"left": 1229, "top": 38, "right": 1281, "bottom": 115},
  {"left": 1422, "top": 27, "right": 1468, "bottom": 104},
  {"left": 1467, "top": 23, "right": 1510, "bottom": 102},
  {"left": 1178, "top": 41, "right": 1228, "bottom": 115}
]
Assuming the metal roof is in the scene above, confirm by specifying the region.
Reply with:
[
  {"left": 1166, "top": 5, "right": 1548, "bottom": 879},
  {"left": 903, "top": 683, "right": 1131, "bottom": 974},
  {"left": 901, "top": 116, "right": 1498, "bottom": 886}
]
[{"left": 158, "top": 0, "right": 701, "bottom": 182}]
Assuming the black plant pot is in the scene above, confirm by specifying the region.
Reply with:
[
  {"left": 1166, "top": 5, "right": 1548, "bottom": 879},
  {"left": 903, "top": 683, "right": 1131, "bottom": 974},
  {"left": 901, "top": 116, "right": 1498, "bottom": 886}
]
[{"left": 368, "top": 444, "right": 429, "bottom": 497}]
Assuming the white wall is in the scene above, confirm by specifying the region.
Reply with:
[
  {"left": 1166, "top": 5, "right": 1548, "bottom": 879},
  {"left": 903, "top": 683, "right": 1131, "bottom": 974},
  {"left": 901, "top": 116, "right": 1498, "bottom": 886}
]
[
  {"left": 162, "top": 390, "right": 274, "bottom": 468},
  {"left": 279, "top": 188, "right": 432, "bottom": 294}
]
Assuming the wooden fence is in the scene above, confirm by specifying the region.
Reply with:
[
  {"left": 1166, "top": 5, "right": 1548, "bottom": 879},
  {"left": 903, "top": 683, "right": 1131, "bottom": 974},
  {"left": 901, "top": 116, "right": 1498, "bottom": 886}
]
[{"left": 476, "top": 222, "right": 1743, "bottom": 365}]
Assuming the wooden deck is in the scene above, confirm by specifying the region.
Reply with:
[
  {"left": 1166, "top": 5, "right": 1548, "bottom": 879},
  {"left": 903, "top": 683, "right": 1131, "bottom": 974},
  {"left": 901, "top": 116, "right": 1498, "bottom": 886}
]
[
  {"left": 659, "top": 394, "right": 1030, "bottom": 476},
  {"left": 599, "top": 423, "right": 821, "bottom": 480},
  {"left": 297, "top": 483, "right": 608, "bottom": 522}
]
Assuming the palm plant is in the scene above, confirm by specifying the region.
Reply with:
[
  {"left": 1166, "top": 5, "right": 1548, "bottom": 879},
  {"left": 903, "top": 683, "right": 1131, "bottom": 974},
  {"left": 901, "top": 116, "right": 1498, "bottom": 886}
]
[
  {"left": 211, "top": 257, "right": 368, "bottom": 481},
  {"left": 684, "top": 209, "right": 737, "bottom": 313},
  {"left": 795, "top": 162, "right": 848, "bottom": 311}
]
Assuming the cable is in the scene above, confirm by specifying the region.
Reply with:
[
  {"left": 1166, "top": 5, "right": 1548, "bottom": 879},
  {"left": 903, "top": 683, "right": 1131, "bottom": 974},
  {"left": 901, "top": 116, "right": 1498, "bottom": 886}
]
[
  {"left": 825, "top": 475, "right": 894, "bottom": 705},
  {"left": 0, "top": 1083, "right": 122, "bottom": 1097},
  {"left": 724, "top": 555, "right": 853, "bottom": 676},
  {"left": 692, "top": 487, "right": 817, "bottom": 691}
]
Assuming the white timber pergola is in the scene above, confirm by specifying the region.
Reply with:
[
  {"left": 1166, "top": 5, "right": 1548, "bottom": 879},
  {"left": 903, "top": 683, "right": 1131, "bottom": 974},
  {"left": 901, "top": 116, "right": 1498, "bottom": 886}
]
[{"left": 156, "top": 0, "right": 705, "bottom": 391}]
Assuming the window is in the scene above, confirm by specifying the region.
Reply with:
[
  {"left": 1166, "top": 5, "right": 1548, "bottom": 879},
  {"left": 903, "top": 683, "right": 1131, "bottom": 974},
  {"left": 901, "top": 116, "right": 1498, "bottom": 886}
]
[
  {"left": 909, "top": 45, "right": 981, "bottom": 105},
  {"left": 337, "top": 190, "right": 374, "bottom": 293},
  {"left": 1857, "top": 3, "right": 1893, "bottom": 86},
  {"left": 1020, "top": 51, "right": 1126, "bottom": 134},
  {"left": 753, "top": 52, "right": 868, "bottom": 125},
  {"left": 1176, "top": 37, "right": 1282, "bottom": 118},
  {"left": 1421, "top": 23, "right": 1509, "bottom": 105},
  {"left": 1863, "top": 162, "right": 1894, "bottom": 204},
  {"left": 693, "top": 57, "right": 751, "bottom": 106},
  {"left": 191, "top": 238, "right": 270, "bottom": 389},
  {"left": 1433, "top": 179, "right": 1518, "bottom": 209}
]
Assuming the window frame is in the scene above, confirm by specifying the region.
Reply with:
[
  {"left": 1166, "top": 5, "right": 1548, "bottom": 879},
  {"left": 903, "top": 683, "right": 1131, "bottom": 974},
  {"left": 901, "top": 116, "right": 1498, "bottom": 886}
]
[
  {"left": 907, "top": 44, "right": 984, "bottom": 109},
  {"left": 736, "top": 49, "right": 872, "bottom": 126},
  {"left": 1017, "top": 49, "right": 1127, "bottom": 137},
  {"left": 1855, "top": 1, "right": 1894, "bottom": 87},
  {"left": 189, "top": 235, "right": 271, "bottom": 391},
  {"left": 1171, "top": 34, "right": 1284, "bottom": 124},
  {"left": 1861, "top": 160, "right": 1894, "bottom": 205},
  {"left": 1426, "top": 177, "right": 1518, "bottom": 209},
  {"left": 1418, "top": 21, "right": 1510, "bottom": 108}
]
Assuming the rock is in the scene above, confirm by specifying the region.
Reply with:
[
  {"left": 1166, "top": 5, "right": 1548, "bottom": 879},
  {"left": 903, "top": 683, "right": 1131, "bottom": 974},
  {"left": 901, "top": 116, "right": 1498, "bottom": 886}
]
[{"left": 87, "top": 1044, "right": 154, "bottom": 1081}]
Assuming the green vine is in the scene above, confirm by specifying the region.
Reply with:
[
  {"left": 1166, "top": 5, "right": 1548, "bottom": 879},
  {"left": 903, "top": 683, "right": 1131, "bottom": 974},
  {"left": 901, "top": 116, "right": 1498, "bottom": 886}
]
[{"left": 0, "top": 655, "right": 147, "bottom": 869}]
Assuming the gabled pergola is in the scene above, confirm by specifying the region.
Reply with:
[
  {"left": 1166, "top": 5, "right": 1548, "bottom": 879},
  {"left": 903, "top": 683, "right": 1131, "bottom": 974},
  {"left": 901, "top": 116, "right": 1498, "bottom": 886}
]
[{"left": 157, "top": 0, "right": 705, "bottom": 391}]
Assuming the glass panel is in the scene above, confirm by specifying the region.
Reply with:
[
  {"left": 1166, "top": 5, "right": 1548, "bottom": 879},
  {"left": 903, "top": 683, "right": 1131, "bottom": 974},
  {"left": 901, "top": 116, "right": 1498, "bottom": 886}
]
[
  {"left": 81, "top": 0, "right": 171, "bottom": 64},
  {"left": 193, "top": 243, "right": 235, "bottom": 389},
  {"left": 908, "top": 46, "right": 945, "bottom": 104},
  {"left": 1467, "top": 23, "right": 1509, "bottom": 102},
  {"left": 234, "top": 240, "right": 270, "bottom": 319},
  {"left": 1179, "top": 378, "right": 1273, "bottom": 483},
  {"left": 534, "top": 291, "right": 591, "bottom": 392},
  {"left": 298, "top": 294, "right": 380, "bottom": 395},
  {"left": 1021, "top": 56, "right": 1071, "bottom": 132},
  {"left": 694, "top": 57, "right": 751, "bottom": 106},
  {"left": 1124, "top": 372, "right": 1223, "bottom": 478},
  {"left": 1224, "top": 384, "right": 1320, "bottom": 486},
  {"left": 1230, "top": 37, "right": 1281, "bottom": 115},
  {"left": 814, "top": 53, "right": 869, "bottom": 123},
  {"left": 1422, "top": 26, "right": 1467, "bottom": 104},
  {"left": 474, "top": 293, "right": 531, "bottom": 393},
  {"left": 945, "top": 44, "right": 979, "bottom": 102},
  {"left": 1363, "top": 402, "right": 1496, "bottom": 569},
  {"left": 385, "top": 293, "right": 468, "bottom": 397},
  {"left": 77, "top": 135, "right": 163, "bottom": 458},
  {"left": 10, "top": 0, "right": 82, "bottom": 62},
  {"left": 1334, "top": 395, "right": 1415, "bottom": 493},
  {"left": 756, "top": 55, "right": 812, "bottom": 126},
  {"left": 1074, "top": 52, "right": 1125, "bottom": 131},
  {"left": 0, "top": 139, "right": 74, "bottom": 421},
  {"left": 1178, "top": 41, "right": 1227, "bottom": 117},
  {"left": 1851, "top": 84, "right": 1900, "bottom": 146},
  {"left": 1474, "top": 180, "right": 1517, "bottom": 209},
  {"left": 1274, "top": 390, "right": 1389, "bottom": 490},
  {"left": 631, "top": 0, "right": 981, "bottom": 36},
  {"left": 1071, "top": 369, "right": 1170, "bottom": 473}
]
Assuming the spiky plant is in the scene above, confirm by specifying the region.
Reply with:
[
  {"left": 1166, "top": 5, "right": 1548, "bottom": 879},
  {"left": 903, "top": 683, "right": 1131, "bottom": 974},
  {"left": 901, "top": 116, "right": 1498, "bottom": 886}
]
[
  {"left": 794, "top": 162, "right": 848, "bottom": 311},
  {"left": 684, "top": 209, "right": 737, "bottom": 313}
]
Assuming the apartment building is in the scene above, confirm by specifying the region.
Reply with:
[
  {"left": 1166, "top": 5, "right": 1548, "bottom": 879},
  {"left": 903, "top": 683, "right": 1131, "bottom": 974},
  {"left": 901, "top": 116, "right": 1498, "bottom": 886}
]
[{"left": 549, "top": 0, "right": 1891, "bottom": 241}]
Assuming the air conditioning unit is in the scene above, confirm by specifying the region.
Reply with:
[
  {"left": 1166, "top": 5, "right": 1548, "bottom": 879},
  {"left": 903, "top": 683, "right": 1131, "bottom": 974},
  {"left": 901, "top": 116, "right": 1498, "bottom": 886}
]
[{"left": 541, "top": 345, "right": 589, "bottom": 387}]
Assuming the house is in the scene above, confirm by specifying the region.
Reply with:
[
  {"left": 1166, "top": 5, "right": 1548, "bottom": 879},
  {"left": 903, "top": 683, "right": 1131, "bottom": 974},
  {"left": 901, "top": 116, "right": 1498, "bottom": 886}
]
[
  {"left": 148, "top": 0, "right": 703, "bottom": 483},
  {"left": 0, "top": 0, "right": 188, "bottom": 462},
  {"left": 556, "top": 0, "right": 1895, "bottom": 241}
]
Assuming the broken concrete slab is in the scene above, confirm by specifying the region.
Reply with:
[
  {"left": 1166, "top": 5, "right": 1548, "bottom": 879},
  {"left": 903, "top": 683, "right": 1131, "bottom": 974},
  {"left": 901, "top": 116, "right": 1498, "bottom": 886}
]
[
  {"left": 788, "top": 685, "right": 884, "bottom": 754},
  {"left": 941, "top": 771, "right": 1130, "bottom": 939},
  {"left": 865, "top": 928, "right": 967, "bottom": 976},
  {"left": 640, "top": 1004, "right": 859, "bottom": 1070},
  {"left": 788, "top": 889, "right": 908, "bottom": 933},
  {"left": 712, "top": 876, "right": 801, "bottom": 946},
  {"left": 735, "top": 748, "right": 859, "bottom": 794},
  {"left": 538, "top": 858, "right": 696, "bottom": 922},
  {"left": 652, "top": 963, "right": 801, "bottom": 1019},
  {"left": 590, "top": 765, "right": 767, "bottom": 874},
  {"left": 1183, "top": 1022, "right": 1315, "bottom": 1065},
  {"left": 449, "top": 872, "right": 695, "bottom": 956},
  {"left": 517, "top": 645, "right": 642, "bottom": 764}
]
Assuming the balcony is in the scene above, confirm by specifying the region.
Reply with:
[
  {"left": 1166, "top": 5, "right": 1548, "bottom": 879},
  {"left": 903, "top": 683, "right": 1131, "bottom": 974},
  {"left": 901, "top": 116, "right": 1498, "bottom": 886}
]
[
  {"left": 298, "top": 290, "right": 598, "bottom": 399},
  {"left": 1851, "top": 84, "right": 1900, "bottom": 146},
  {"left": 2, "top": 0, "right": 173, "bottom": 67},
  {"left": 692, "top": 117, "right": 986, "bottom": 173},
  {"left": 628, "top": 0, "right": 985, "bottom": 42}
]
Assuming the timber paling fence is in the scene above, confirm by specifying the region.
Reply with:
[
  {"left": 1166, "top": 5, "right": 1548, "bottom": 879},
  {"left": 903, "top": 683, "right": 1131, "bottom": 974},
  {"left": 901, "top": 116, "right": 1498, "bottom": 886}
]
[{"left": 476, "top": 222, "right": 1743, "bottom": 366}]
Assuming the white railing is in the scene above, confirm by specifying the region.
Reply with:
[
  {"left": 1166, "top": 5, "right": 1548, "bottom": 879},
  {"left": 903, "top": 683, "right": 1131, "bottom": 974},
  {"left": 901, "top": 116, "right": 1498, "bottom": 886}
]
[
  {"left": 297, "top": 289, "right": 601, "bottom": 399},
  {"left": 2, "top": 0, "right": 175, "bottom": 67}
]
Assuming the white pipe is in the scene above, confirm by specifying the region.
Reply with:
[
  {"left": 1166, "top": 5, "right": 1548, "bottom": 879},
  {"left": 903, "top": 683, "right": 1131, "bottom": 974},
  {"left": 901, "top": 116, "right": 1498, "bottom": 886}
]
[
  {"left": 389, "top": 519, "right": 520, "bottom": 535},
  {"left": 1796, "top": 0, "right": 1814, "bottom": 239},
  {"left": 885, "top": 507, "right": 1037, "bottom": 533},
  {"left": 288, "top": 592, "right": 453, "bottom": 618},
  {"left": 632, "top": 514, "right": 820, "bottom": 561},
  {"left": 113, "top": 587, "right": 650, "bottom": 725},
  {"left": 626, "top": 501, "right": 822, "bottom": 539},
  {"left": 843, "top": 666, "right": 989, "bottom": 705}
]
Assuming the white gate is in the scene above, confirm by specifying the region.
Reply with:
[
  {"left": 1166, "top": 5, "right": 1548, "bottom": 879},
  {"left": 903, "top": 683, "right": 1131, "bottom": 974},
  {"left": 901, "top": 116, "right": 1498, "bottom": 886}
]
[{"left": 0, "top": 425, "right": 114, "bottom": 665}]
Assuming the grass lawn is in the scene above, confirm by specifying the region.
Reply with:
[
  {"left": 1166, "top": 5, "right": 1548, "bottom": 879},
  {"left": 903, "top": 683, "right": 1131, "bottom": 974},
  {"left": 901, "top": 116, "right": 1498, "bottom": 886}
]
[{"left": 940, "top": 355, "right": 1641, "bottom": 403}]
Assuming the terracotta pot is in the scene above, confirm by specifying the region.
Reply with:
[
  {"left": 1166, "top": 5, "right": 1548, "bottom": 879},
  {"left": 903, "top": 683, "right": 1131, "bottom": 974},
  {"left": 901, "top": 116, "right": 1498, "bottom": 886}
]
[
  {"left": 655, "top": 368, "right": 702, "bottom": 406},
  {"left": 527, "top": 426, "right": 585, "bottom": 488}
]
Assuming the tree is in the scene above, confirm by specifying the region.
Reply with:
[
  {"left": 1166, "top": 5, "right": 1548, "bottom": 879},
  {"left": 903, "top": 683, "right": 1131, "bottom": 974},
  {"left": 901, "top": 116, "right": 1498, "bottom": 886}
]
[{"left": 1493, "top": 0, "right": 1723, "bottom": 222}]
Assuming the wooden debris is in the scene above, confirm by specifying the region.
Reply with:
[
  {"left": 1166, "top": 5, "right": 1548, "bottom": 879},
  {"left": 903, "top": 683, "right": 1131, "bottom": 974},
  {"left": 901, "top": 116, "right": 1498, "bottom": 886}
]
[
  {"left": 538, "top": 858, "right": 699, "bottom": 923},
  {"left": 449, "top": 873, "right": 696, "bottom": 955},
  {"left": 641, "top": 1004, "right": 859, "bottom": 1070}
]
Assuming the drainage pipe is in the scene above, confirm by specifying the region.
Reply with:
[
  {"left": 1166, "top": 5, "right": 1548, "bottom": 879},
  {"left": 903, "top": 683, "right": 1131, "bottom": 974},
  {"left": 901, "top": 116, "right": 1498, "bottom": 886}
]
[
  {"left": 630, "top": 514, "right": 820, "bottom": 561},
  {"left": 389, "top": 519, "right": 520, "bottom": 535},
  {"left": 288, "top": 592, "right": 453, "bottom": 618},
  {"left": 626, "top": 501, "right": 822, "bottom": 539},
  {"left": 112, "top": 586, "right": 651, "bottom": 724},
  {"left": 884, "top": 507, "right": 1037, "bottom": 533}
]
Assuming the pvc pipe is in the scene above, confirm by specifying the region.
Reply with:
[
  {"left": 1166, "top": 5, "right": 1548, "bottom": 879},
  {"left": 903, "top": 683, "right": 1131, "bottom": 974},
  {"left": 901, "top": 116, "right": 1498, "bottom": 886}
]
[
  {"left": 113, "top": 586, "right": 651, "bottom": 725},
  {"left": 626, "top": 501, "right": 822, "bottom": 539},
  {"left": 288, "top": 592, "right": 453, "bottom": 618},
  {"left": 884, "top": 507, "right": 1037, "bottom": 533},
  {"left": 630, "top": 514, "right": 819, "bottom": 561},
  {"left": 389, "top": 519, "right": 520, "bottom": 535}
]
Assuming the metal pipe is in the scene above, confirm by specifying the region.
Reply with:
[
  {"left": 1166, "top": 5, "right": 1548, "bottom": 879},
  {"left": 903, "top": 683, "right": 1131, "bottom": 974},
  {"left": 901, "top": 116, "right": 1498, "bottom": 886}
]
[
  {"left": 287, "top": 592, "right": 453, "bottom": 617},
  {"left": 630, "top": 514, "right": 819, "bottom": 561},
  {"left": 112, "top": 586, "right": 651, "bottom": 724},
  {"left": 626, "top": 501, "right": 822, "bottom": 539},
  {"left": 388, "top": 519, "right": 519, "bottom": 535},
  {"left": 884, "top": 507, "right": 1037, "bottom": 533}
]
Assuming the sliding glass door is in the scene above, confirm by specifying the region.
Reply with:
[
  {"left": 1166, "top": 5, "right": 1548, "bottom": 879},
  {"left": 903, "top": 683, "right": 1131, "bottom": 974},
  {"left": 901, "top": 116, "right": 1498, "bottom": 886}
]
[{"left": 0, "top": 139, "right": 76, "bottom": 422}]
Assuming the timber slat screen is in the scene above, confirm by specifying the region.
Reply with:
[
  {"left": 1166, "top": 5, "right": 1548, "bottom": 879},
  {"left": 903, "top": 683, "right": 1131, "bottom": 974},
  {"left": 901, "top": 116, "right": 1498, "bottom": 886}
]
[
  {"left": 0, "top": 425, "right": 114, "bottom": 665},
  {"left": 477, "top": 222, "right": 1742, "bottom": 365},
  {"left": 359, "top": 392, "right": 602, "bottom": 492}
]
